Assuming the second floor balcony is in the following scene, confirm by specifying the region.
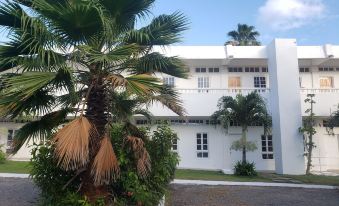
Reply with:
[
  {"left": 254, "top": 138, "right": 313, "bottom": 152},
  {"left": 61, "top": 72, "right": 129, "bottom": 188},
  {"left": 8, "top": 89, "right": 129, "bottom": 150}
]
[{"left": 148, "top": 88, "right": 339, "bottom": 117}]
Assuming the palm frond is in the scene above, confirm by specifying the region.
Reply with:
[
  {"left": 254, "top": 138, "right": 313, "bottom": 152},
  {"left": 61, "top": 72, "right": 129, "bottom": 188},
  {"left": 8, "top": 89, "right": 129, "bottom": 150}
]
[
  {"left": 129, "top": 52, "right": 188, "bottom": 78},
  {"left": 92, "top": 135, "right": 120, "bottom": 185},
  {"left": 53, "top": 116, "right": 94, "bottom": 170},
  {"left": 11, "top": 108, "right": 72, "bottom": 153},
  {"left": 125, "top": 136, "right": 151, "bottom": 178}
]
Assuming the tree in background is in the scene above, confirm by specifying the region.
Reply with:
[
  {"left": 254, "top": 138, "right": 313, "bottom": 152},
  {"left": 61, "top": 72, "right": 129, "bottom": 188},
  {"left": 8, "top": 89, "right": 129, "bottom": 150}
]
[
  {"left": 225, "top": 24, "right": 261, "bottom": 46},
  {"left": 211, "top": 92, "right": 271, "bottom": 165},
  {"left": 0, "top": 0, "right": 188, "bottom": 202},
  {"left": 299, "top": 94, "right": 316, "bottom": 175},
  {"left": 328, "top": 104, "right": 339, "bottom": 134}
]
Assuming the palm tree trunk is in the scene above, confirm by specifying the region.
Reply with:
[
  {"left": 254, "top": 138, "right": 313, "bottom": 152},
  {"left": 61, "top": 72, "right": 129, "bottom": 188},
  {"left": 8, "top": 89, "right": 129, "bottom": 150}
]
[
  {"left": 81, "top": 75, "right": 110, "bottom": 202},
  {"left": 241, "top": 126, "right": 247, "bottom": 164}
]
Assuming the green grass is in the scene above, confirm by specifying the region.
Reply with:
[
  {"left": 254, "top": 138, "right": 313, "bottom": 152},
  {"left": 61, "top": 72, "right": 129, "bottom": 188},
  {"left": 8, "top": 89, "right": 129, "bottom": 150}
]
[
  {"left": 0, "top": 160, "right": 31, "bottom": 174},
  {"left": 284, "top": 174, "right": 339, "bottom": 186},
  {"left": 175, "top": 169, "right": 339, "bottom": 186},
  {"left": 175, "top": 169, "right": 271, "bottom": 182}
]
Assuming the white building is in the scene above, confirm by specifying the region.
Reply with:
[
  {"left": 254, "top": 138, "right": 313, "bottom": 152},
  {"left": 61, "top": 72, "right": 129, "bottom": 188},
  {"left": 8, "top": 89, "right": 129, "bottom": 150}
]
[{"left": 1, "top": 39, "right": 339, "bottom": 175}]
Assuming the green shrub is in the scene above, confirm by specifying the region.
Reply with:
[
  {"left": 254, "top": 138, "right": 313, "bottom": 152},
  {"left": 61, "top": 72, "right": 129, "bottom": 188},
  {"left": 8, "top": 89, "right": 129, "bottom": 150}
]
[
  {"left": 111, "top": 124, "right": 179, "bottom": 206},
  {"left": 30, "top": 124, "right": 179, "bottom": 206},
  {"left": 0, "top": 144, "right": 6, "bottom": 164},
  {"left": 30, "top": 143, "right": 81, "bottom": 206},
  {"left": 233, "top": 161, "right": 257, "bottom": 176}
]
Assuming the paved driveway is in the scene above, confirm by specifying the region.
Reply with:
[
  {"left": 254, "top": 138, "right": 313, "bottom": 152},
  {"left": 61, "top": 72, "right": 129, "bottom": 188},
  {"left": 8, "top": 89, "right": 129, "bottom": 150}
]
[
  {"left": 0, "top": 178, "right": 338, "bottom": 206},
  {"left": 169, "top": 184, "right": 339, "bottom": 206}
]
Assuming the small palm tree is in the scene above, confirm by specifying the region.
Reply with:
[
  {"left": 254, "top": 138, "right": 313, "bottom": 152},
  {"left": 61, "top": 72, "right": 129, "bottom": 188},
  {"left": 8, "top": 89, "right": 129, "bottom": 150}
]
[
  {"left": 212, "top": 92, "right": 271, "bottom": 164},
  {"left": 0, "top": 0, "right": 188, "bottom": 201},
  {"left": 226, "top": 24, "right": 261, "bottom": 46}
]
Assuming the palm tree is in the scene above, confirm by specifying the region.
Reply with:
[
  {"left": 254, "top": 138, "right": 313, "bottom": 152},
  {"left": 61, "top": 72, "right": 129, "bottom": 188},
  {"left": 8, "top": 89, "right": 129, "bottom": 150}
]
[
  {"left": 211, "top": 92, "right": 271, "bottom": 164},
  {"left": 0, "top": 0, "right": 188, "bottom": 201},
  {"left": 226, "top": 24, "right": 261, "bottom": 46}
]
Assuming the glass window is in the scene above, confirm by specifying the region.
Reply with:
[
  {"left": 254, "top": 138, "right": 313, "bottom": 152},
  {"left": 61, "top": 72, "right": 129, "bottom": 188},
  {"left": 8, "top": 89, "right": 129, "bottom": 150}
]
[
  {"left": 319, "top": 77, "right": 333, "bottom": 88},
  {"left": 228, "top": 77, "right": 241, "bottom": 88},
  {"left": 197, "top": 133, "right": 208, "bottom": 158},
  {"left": 172, "top": 138, "right": 178, "bottom": 151},
  {"left": 261, "top": 135, "right": 273, "bottom": 159},
  {"left": 254, "top": 77, "right": 266, "bottom": 88},
  {"left": 262, "top": 67, "right": 268, "bottom": 72},
  {"left": 163, "top": 77, "right": 174, "bottom": 87}
]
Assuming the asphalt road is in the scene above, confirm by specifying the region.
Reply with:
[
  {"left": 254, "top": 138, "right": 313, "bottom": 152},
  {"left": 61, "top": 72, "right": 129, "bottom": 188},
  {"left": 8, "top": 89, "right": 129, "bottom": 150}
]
[
  {"left": 0, "top": 178, "right": 338, "bottom": 206},
  {"left": 169, "top": 184, "right": 339, "bottom": 206}
]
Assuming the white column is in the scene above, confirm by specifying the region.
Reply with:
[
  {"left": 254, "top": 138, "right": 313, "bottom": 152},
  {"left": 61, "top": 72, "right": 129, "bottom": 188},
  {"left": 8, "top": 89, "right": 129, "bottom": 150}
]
[{"left": 267, "top": 39, "right": 305, "bottom": 175}]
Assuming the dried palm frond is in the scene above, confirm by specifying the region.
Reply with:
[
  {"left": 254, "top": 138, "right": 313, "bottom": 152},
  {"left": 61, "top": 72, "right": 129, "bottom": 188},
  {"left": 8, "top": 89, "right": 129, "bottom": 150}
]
[
  {"left": 92, "top": 136, "right": 120, "bottom": 185},
  {"left": 53, "top": 116, "right": 94, "bottom": 170},
  {"left": 125, "top": 136, "right": 151, "bottom": 177}
]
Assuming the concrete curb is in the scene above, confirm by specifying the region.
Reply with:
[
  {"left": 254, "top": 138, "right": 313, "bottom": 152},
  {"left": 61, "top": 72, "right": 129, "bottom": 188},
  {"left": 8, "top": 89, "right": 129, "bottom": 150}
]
[
  {"left": 172, "top": 179, "right": 339, "bottom": 190},
  {"left": 0, "top": 173, "right": 29, "bottom": 178}
]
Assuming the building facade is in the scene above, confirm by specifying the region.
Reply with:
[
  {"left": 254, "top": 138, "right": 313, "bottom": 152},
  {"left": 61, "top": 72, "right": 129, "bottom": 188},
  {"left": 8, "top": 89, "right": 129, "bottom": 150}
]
[{"left": 1, "top": 39, "right": 339, "bottom": 174}]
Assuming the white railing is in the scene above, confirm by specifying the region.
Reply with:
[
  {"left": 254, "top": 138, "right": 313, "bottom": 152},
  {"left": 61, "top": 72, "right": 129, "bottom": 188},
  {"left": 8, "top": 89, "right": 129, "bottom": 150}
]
[
  {"left": 175, "top": 88, "right": 339, "bottom": 94},
  {"left": 300, "top": 88, "right": 339, "bottom": 94},
  {"left": 176, "top": 88, "right": 270, "bottom": 94}
]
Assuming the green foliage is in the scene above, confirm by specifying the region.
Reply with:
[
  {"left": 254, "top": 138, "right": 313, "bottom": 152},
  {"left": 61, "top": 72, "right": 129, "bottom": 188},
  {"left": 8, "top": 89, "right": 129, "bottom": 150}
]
[
  {"left": 112, "top": 124, "right": 179, "bottom": 206},
  {"left": 30, "top": 125, "right": 178, "bottom": 206},
  {"left": 230, "top": 137, "right": 257, "bottom": 152},
  {"left": 226, "top": 24, "right": 261, "bottom": 46},
  {"left": 0, "top": 144, "right": 6, "bottom": 164},
  {"left": 30, "top": 143, "right": 81, "bottom": 206},
  {"left": 234, "top": 161, "right": 257, "bottom": 176},
  {"left": 299, "top": 94, "right": 316, "bottom": 174},
  {"left": 212, "top": 91, "right": 271, "bottom": 164}
]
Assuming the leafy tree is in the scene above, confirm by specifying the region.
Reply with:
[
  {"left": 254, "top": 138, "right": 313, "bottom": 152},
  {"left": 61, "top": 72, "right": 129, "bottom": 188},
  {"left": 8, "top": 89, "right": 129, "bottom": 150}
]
[
  {"left": 327, "top": 104, "right": 339, "bottom": 134},
  {"left": 226, "top": 24, "right": 261, "bottom": 46},
  {"left": 299, "top": 94, "right": 316, "bottom": 175},
  {"left": 212, "top": 92, "right": 271, "bottom": 164},
  {"left": 0, "top": 0, "right": 188, "bottom": 201}
]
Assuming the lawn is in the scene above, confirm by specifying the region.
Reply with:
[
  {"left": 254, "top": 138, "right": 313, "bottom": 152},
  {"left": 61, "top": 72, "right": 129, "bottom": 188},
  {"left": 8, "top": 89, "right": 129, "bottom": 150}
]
[
  {"left": 175, "top": 169, "right": 339, "bottom": 186},
  {"left": 175, "top": 169, "right": 271, "bottom": 182},
  {"left": 0, "top": 161, "right": 31, "bottom": 174}
]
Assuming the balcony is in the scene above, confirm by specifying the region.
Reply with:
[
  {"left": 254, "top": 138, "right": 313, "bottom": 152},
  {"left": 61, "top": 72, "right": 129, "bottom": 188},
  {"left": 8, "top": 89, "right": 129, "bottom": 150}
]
[{"left": 148, "top": 88, "right": 339, "bottom": 117}]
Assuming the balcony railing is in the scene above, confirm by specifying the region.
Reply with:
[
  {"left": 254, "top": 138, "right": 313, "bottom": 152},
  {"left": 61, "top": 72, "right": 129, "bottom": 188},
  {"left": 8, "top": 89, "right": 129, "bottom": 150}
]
[
  {"left": 300, "top": 88, "right": 339, "bottom": 93},
  {"left": 175, "top": 88, "right": 339, "bottom": 94},
  {"left": 176, "top": 88, "right": 270, "bottom": 94}
]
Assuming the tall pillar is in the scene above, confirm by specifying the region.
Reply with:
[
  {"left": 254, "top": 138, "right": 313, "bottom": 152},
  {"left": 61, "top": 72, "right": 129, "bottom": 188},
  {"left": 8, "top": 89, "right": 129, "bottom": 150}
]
[{"left": 267, "top": 39, "right": 305, "bottom": 175}]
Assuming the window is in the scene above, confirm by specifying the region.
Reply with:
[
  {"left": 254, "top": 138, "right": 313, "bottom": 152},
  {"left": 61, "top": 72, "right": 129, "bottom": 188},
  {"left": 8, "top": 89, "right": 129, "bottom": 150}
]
[
  {"left": 195, "top": 68, "right": 206, "bottom": 73},
  {"left": 136, "top": 120, "right": 149, "bottom": 125},
  {"left": 198, "top": 77, "right": 209, "bottom": 90},
  {"left": 319, "top": 77, "right": 333, "bottom": 88},
  {"left": 336, "top": 68, "right": 339, "bottom": 71},
  {"left": 197, "top": 133, "right": 208, "bottom": 158},
  {"left": 262, "top": 67, "right": 268, "bottom": 73},
  {"left": 299, "top": 67, "right": 310, "bottom": 72},
  {"left": 170, "top": 119, "right": 186, "bottom": 124},
  {"left": 261, "top": 135, "right": 273, "bottom": 159},
  {"left": 228, "top": 77, "right": 241, "bottom": 88},
  {"left": 209, "top": 68, "right": 219, "bottom": 73},
  {"left": 228, "top": 67, "right": 243, "bottom": 72},
  {"left": 163, "top": 77, "right": 174, "bottom": 87},
  {"left": 319, "top": 67, "right": 334, "bottom": 72},
  {"left": 188, "top": 119, "right": 204, "bottom": 124},
  {"left": 254, "top": 77, "right": 266, "bottom": 88},
  {"left": 172, "top": 138, "right": 178, "bottom": 151},
  {"left": 245, "top": 67, "right": 260, "bottom": 73}
]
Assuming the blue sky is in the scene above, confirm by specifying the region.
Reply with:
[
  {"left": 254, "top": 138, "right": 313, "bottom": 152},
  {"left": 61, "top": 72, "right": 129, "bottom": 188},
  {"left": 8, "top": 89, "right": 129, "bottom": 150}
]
[
  {"left": 1, "top": 0, "right": 339, "bottom": 46},
  {"left": 149, "top": 0, "right": 339, "bottom": 46}
]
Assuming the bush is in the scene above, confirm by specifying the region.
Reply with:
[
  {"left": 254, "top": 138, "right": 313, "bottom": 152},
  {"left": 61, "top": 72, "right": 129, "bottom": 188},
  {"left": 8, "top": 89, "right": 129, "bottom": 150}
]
[
  {"left": 30, "top": 124, "right": 179, "bottom": 206},
  {"left": 0, "top": 144, "right": 6, "bottom": 164},
  {"left": 111, "top": 124, "right": 179, "bottom": 206},
  {"left": 233, "top": 161, "right": 257, "bottom": 176}
]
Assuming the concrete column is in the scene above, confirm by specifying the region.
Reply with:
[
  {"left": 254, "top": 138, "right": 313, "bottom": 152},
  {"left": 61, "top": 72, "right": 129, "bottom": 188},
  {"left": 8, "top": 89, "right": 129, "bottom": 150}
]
[{"left": 267, "top": 39, "right": 305, "bottom": 175}]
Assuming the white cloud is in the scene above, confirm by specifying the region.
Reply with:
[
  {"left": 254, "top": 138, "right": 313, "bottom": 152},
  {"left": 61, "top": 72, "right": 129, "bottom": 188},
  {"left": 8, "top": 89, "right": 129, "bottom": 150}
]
[{"left": 258, "top": 0, "right": 326, "bottom": 30}]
